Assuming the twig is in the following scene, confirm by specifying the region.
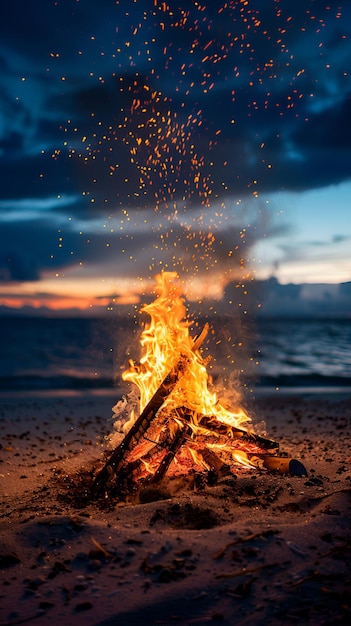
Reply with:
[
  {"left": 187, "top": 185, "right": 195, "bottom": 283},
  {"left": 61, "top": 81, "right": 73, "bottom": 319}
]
[
  {"left": 215, "top": 561, "right": 282, "bottom": 579},
  {"left": 213, "top": 529, "right": 280, "bottom": 560},
  {"left": 191, "top": 322, "right": 210, "bottom": 352}
]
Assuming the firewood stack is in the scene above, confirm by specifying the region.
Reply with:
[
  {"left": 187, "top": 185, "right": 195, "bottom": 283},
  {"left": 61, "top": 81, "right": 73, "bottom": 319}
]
[{"left": 93, "top": 274, "right": 307, "bottom": 498}]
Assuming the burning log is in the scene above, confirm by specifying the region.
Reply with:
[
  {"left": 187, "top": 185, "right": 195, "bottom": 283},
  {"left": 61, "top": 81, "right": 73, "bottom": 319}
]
[
  {"left": 94, "top": 322, "right": 210, "bottom": 494},
  {"left": 117, "top": 443, "right": 165, "bottom": 482},
  {"left": 181, "top": 413, "right": 279, "bottom": 451},
  {"left": 92, "top": 273, "right": 307, "bottom": 499},
  {"left": 226, "top": 425, "right": 278, "bottom": 451},
  {"left": 93, "top": 360, "right": 186, "bottom": 494},
  {"left": 147, "top": 424, "right": 192, "bottom": 485}
]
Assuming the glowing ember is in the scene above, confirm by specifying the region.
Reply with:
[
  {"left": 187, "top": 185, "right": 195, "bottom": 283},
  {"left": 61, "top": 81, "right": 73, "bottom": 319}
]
[{"left": 98, "top": 270, "right": 279, "bottom": 491}]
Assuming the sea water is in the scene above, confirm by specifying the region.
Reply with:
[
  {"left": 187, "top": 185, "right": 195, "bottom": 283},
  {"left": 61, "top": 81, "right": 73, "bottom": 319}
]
[{"left": 0, "top": 316, "right": 350, "bottom": 394}]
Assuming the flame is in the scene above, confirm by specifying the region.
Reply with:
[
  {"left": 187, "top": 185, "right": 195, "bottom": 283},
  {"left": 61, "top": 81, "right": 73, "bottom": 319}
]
[
  {"left": 232, "top": 449, "right": 256, "bottom": 469},
  {"left": 140, "top": 458, "right": 155, "bottom": 476},
  {"left": 122, "top": 271, "right": 190, "bottom": 411},
  {"left": 121, "top": 271, "right": 251, "bottom": 436},
  {"left": 188, "top": 447, "right": 210, "bottom": 470}
]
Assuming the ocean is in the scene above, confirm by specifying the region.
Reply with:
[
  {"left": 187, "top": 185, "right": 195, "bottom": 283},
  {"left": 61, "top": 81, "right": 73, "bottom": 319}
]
[{"left": 0, "top": 316, "right": 350, "bottom": 396}]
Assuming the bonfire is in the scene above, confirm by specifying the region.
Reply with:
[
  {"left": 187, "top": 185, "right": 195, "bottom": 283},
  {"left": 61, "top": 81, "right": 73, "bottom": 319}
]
[{"left": 93, "top": 272, "right": 306, "bottom": 499}]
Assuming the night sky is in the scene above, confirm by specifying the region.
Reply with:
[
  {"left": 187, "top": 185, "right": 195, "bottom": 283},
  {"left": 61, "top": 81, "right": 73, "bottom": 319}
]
[{"left": 1, "top": 0, "right": 351, "bottom": 314}]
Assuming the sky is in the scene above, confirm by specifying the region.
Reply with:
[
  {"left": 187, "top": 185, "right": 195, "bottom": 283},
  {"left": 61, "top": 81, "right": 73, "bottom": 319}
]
[{"left": 1, "top": 0, "right": 351, "bottom": 315}]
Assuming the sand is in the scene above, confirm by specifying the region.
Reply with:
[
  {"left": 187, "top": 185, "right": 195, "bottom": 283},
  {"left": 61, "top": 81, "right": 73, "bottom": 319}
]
[{"left": 1, "top": 391, "right": 350, "bottom": 626}]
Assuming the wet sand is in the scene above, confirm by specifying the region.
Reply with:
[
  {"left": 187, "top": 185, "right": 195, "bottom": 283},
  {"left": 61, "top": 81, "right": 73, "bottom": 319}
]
[{"left": 1, "top": 392, "right": 350, "bottom": 625}]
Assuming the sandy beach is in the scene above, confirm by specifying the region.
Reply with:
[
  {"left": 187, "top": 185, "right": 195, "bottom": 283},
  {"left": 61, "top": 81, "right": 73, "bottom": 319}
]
[{"left": 1, "top": 391, "right": 350, "bottom": 626}]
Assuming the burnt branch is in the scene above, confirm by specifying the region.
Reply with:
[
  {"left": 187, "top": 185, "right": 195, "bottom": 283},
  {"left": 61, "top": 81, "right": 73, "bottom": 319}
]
[
  {"left": 174, "top": 410, "right": 278, "bottom": 451},
  {"left": 147, "top": 424, "right": 192, "bottom": 486},
  {"left": 196, "top": 415, "right": 279, "bottom": 451},
  {"left": 93, "top": 359, "right": 187, "bottom": 494},
  {"left": 93, "top": 323, "right": 212, "bottom": 495}
]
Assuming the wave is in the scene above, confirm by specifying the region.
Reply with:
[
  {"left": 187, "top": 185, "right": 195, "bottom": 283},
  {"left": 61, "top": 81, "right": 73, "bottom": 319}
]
[
  {"left": 1, "top": 371, "right": 350, "bottom": 395},
  {"left": 0, "top": 374, "right": 115, "bottom": 392},
  {"left": 0, "top": 316, "right": 350, "bottom": 394},
  {"left": 257, "top": 373, "right": 351, "bottom": 389}
]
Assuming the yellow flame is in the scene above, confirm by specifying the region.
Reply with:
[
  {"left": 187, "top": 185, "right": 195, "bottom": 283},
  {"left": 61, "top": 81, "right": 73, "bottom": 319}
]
[
  {"left": 188, "top": 447, "right": 209, "bottom": 470},
  {"left": 122, "top": 271, "right": 251, "bottom": 433},
  {"left": 140, "top": 458, "right": 154, "bottom": 475},
  {"left": 232, "top": 450, "right": 256, "bottom": 468}
]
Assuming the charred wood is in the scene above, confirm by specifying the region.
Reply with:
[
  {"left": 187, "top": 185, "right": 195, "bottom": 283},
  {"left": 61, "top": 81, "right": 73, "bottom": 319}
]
[
  {"left": 93, "top": 360, "right": 186, "bottom": 494},
  {"left": 118, "top": 444, "right": 165, "bottom": 482},
  {"left": 198, "top": 447, "right": 231, "bottom": 475},
  {"left": 93, "top": 324, "right": 211, "bottom": 494},
  {"left": 147, "top": 424, "right": 192, "bottom": 485},
  {"left": 197, "top": 415, "right": 279, "bottom": 450}
]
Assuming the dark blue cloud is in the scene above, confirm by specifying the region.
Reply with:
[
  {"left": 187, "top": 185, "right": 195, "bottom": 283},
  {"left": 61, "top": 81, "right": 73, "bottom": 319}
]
[{"left": 1, "top": 1, "right": 351, "bottom": 284}]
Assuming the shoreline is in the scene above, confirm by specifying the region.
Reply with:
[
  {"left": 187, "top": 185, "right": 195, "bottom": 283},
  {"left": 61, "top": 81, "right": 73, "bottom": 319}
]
[
  {"left": 1, "top": 392, "right": 350, "bottom": 625},
  {"left": 0, "top": 383, "right": 351, "bottom": 400}
]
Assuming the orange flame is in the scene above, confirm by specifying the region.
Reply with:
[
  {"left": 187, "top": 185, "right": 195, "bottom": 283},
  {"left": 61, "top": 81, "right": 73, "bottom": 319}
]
[{"left": 121, "top": 271, "right": 251, "bottom": 433}]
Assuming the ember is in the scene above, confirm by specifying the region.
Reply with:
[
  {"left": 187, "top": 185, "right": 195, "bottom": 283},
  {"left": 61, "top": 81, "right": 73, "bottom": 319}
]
[{"left": 94, "top": 272, "right": 306, "bottom": 497}]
